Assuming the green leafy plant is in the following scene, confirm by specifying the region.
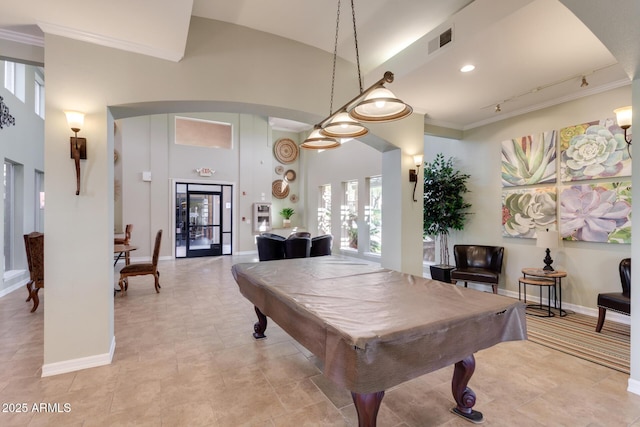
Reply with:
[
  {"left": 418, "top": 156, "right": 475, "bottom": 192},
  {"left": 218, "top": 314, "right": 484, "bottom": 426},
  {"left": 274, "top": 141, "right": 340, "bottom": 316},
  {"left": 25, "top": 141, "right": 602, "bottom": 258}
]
[
  {"left": 423, "top": 153, "right": 472, "bottom": 265},
  {"left": 279, "top": 207, "right": 295, "bottom": 219}
]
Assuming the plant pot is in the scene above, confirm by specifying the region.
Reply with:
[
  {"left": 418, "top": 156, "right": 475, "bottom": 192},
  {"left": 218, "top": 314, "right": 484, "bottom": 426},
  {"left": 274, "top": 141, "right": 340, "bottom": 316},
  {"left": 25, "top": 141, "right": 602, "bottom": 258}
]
[
  {"left": 283, "top": 219, "right": 291, "bottom": 227},
  {"left": 429, "top": 264, "right": 455, "bottom": 283}
]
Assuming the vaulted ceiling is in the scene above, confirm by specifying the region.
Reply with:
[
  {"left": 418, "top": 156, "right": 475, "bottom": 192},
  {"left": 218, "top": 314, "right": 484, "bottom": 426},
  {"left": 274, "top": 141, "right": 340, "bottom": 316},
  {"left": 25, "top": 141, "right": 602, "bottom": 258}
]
[{"left": 0, "top": 0, "right": 637, "bottom": 131}]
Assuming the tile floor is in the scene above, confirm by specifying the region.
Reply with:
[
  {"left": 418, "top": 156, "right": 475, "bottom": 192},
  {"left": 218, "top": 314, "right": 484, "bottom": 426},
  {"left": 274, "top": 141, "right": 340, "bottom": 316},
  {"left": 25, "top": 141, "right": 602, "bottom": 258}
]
[{"left": 1, "top": 255, "right": 639, "bottom": 426}]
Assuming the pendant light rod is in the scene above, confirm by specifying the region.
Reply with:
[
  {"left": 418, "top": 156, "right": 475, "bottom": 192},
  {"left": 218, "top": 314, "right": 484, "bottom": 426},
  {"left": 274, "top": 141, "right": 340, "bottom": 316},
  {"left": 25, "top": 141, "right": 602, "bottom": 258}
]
[{"left": 318, "top": 71, "right": 395, "bottom": 128}]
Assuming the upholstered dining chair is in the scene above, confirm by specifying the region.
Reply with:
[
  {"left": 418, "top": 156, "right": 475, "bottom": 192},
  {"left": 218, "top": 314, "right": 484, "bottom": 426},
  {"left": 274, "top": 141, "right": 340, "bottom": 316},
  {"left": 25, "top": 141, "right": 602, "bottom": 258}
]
[
  {"left": 114, "top": 224, "right": 134, "bottom": 264},
  {"left": 114, "top": 223, "right": 133, "bottom": 245},
  {"left": 24, "top": 232, "right": 44, "bottom": 312},
  {"left": 118, "top": 229, "right": 162, "bottom": 295},
  {"left": 450, "top": 245, "right": 504, "bottom": 294},
  {"left": 596, "top": 258, "right": 631, "bottom": 332}
]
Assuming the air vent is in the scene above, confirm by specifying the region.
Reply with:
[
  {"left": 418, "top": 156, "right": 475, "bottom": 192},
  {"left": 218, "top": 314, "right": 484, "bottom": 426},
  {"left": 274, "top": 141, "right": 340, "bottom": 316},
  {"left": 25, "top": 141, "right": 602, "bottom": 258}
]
[{"left": 427, "top": 27, "right": 453, "bottom": 55}]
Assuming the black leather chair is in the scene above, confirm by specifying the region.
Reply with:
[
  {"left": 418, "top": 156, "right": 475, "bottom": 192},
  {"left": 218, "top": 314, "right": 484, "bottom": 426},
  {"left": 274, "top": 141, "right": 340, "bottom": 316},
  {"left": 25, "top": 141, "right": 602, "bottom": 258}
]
[
  {"left": 284, "top": 235, "right": 311, "bottom": 259},
  {"left": 451, "top": 245, "right": 504, "bottom": 294},
  {"left": 596, "top": 258, "right": 631, "bottom": 332},
  {"left": 310, "top": 234, "right": 333, "bottom": 257},
  {"left": 256, "top": 233, "right": 286, "bottom": 261}
]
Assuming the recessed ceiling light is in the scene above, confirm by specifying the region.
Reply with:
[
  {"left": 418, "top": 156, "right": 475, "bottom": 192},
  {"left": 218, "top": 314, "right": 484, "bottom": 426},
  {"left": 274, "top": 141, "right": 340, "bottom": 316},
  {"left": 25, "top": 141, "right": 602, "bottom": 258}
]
[{"left": 460, "top": 64, "right": 475, "bottom": 73}]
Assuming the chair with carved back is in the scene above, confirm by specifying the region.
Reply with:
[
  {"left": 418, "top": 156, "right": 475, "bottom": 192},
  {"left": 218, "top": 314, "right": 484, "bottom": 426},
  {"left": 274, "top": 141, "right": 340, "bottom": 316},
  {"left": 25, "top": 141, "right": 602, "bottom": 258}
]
[
  {"left": 24, "top": 232, "right": 44, "bottom": 312},
  {"left": 118, "top": 229, "right": 162, "bottom": 295}
]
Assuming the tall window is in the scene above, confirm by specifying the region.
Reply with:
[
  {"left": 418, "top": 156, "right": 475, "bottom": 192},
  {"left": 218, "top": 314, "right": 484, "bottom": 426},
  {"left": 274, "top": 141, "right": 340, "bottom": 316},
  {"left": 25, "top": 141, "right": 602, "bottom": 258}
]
[
  {"left": 34, "top": 73, "right": 45, "bottom": 119},
  {"left": 4, "top": 162, "right": 15, "bottom": 270},
  {"left": 4, "top": 61, "right": 25, "bottom": 102},
  {"left": 35, "top": 171, "right": 45, "bottom": 232},
  {"left": 318, "top": 184, "right": 331, "bottom": 235},
  {"left": 341, "top": 180, "right": 358, "bottom": 249},
  {"left": 366, "top": 176, "right": 382, "bottom": 254}
]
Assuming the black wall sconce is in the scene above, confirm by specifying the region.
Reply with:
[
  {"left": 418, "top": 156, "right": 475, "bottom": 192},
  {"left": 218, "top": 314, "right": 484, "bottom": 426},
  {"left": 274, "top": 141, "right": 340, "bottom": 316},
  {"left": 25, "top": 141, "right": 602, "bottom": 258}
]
[
  {"left": 65, "top": 111, "right": 86, "bottom": 195},
  {"left": 409, "top": 154, "right": 423, "bottom": 202}
]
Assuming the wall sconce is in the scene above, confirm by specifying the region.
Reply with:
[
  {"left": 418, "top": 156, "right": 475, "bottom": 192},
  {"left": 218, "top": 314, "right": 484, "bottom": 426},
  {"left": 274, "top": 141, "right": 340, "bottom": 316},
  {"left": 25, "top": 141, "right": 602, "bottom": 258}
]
[
  {"left": 614, "top": 106, "right": 632, "bottom": 157},
  {"left": 65, "top": 111, "right": 87, "bottom": 195},
  {"left": 409, "top": 154, "right": 424, "bottom": 202}
]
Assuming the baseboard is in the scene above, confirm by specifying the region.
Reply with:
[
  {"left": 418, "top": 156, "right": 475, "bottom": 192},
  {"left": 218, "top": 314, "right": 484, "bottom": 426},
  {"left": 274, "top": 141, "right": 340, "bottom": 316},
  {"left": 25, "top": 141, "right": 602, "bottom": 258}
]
[
  {"left": 0, "top": 278, "right": 29, "bottom": 298},
  {"left": 628, "top": 378, "right": 640, "bottom": 396},
  {"left": 42, "top": 336, "right": 115, "bottom": 377}
]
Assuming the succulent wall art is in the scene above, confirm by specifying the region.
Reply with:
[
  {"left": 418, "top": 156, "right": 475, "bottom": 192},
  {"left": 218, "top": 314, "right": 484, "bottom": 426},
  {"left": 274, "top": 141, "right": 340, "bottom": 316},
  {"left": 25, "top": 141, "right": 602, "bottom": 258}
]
[
  {"left": 502, "top": 187, "right": 557, "bottom": 238},
  {"left": 501, "top": 131, "right": 557, "bottom": 186},
  {"left": 500, "top": 117, "right": 631, "bottom": 244}
]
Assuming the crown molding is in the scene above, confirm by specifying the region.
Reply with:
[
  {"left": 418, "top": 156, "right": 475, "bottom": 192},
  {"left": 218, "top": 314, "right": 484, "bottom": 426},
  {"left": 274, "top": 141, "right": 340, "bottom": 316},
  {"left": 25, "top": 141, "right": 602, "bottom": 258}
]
[
  {"left": 0, "top": 29, "right": 44, "bottom": 48},
  {"left": 37, "top": 21, "right": 183, "bottom": 62}
]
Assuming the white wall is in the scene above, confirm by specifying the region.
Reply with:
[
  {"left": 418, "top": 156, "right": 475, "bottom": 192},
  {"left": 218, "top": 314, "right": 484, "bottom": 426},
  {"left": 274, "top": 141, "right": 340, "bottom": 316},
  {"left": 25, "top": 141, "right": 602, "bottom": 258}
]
[
  {"left": 0, "top": 61, "right": 44, "bottom": 294},
  {"left": 425, "top": 84, "right": 632, "bottom": 314}
]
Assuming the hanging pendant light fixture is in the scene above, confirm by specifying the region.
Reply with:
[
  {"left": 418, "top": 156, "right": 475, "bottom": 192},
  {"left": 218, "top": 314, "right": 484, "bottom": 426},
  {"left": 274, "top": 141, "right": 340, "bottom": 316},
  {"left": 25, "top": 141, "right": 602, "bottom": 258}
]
[{"left": 302, "top": 0, "right": 412, "bottom": 149}]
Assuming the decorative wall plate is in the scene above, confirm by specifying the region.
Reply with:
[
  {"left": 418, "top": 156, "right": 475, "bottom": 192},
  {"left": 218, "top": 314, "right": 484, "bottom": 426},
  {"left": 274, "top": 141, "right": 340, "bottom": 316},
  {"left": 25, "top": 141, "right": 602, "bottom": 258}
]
[
  {"left": 272, "top": 180, "right": 290, "bottom": 199},
  {"left": 274, "top": 138, "right": 299, "bottom": 164},
  {"left": 284, "top": 169, "right": 296, "bottom": 182},
  {"left": 275, "top": 165, "right": 284, "bottom": 175},
  {"left": 290, "top": 194, "right": 299, "bottom": 203}
]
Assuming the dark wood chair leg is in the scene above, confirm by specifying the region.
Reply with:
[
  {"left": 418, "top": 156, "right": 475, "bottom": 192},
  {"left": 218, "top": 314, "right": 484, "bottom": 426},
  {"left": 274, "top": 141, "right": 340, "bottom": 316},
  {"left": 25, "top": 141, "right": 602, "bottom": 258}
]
[
  {"left": 25, "top": 280, "right": 34, "bottom": 302},
  {"left": 30, "top": 288, "right": 40, "bottom": 313},
  {"left": 595, "top": 307, "right": 606, "bottom": 332},
  {"left": 492, "top": 284, "right": 498, "bottom": 294}
]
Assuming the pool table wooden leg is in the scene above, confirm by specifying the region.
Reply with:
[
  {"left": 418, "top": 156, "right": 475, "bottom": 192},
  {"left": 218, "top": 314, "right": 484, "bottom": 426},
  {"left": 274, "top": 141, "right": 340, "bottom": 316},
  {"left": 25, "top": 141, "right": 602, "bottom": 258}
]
[
  {"left": 351, "top": 391, "right": 385, "bottom": 427},
  {"left": 253, "top": 306, "right": 268, "bottom": 339},
  {"left": 451, "top": 354, "right": 483, "bottom": 423}
]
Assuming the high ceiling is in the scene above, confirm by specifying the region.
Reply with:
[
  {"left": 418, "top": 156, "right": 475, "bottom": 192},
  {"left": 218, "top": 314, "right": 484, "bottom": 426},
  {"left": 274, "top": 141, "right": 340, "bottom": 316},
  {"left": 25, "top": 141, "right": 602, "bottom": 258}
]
[{"left": 0, "top": 0, "right": 635, "bottom": 131}]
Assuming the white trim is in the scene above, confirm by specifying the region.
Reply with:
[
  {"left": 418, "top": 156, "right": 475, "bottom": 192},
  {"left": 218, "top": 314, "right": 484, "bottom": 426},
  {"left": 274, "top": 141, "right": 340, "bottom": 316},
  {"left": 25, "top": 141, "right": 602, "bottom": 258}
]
[
  {"left": 37, "top": 21, "right": 183, "bottom": 62},
  {"left": 42, "top": 336, "right": 115, "bottom": 377},
  {"left": 0, "top": 278, "right": 29, "bottom": 298},
  {"left": 628, "top": 378, "right": 640, "bottom": 396},
  {"left": 0, "top": 29, "right": 44, "bottom": 47}
]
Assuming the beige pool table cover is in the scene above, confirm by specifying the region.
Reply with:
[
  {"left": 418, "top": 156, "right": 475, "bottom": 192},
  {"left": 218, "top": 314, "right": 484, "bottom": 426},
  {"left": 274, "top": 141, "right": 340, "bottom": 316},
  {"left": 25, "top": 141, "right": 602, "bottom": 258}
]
[{"left": 232, "top": 256, "right": 526, "bottom": 394}]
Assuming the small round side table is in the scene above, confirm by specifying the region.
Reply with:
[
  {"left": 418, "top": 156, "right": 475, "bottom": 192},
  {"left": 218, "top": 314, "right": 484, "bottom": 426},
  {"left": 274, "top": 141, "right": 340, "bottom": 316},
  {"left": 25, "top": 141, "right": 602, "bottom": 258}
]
[{"left": 519, "top": 268, "right": 567, "bottom": 317}]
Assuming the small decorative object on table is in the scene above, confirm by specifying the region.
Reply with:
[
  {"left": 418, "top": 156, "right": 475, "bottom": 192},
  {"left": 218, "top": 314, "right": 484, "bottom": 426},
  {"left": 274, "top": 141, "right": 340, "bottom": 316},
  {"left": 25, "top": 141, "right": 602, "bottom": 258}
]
[
  {"left": 280, "top": 207, "right": 295, "bottom": 227},
  {"left": 536, "top": 228, "right": 559, "bottom": 271}
]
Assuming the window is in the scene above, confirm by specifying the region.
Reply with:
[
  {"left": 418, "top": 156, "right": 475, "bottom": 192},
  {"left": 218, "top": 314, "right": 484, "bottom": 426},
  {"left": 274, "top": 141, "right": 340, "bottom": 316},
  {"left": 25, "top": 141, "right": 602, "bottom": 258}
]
[
  {"left": 35, "top": 171, "right": 44, "bottom": 232},
  {"left": 34, "top": 73, "right": 45, "bottom": 119},
  {"left": 175, "top": 116, "right": 232, "bottom": 149},
  {"left": 4, "top": 61, "right": 25, "bottom": 102},
  {"left": 341, "top": 180, "right": 358, "bottom": 250},
  {"left": 366, "top": 176, "right": 382, "bottom": 253},
  {"left": 318, "top": 184, "right": 331, "bottom": 235},
  {"left": 4, "top": 162, "right": 14, "bottom": 270}
]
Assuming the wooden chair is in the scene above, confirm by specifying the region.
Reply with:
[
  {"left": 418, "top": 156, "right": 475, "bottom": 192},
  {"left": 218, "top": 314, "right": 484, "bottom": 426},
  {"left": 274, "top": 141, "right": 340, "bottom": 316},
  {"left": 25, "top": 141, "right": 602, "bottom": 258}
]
[
  {"left": 596, "top": 258, "right": 631, "bottom": 332},
  {"left": 114, "top": 224, "right": 133, "bottom": 245},
  {"left": 118, "top": 229, "right": 162, "bottom": 295},
  {"left": 114, "top": 224, "right": 133, "bottom": 264},
  {"left": 24, "top": 232, "right": 44, "bottom": 312}
]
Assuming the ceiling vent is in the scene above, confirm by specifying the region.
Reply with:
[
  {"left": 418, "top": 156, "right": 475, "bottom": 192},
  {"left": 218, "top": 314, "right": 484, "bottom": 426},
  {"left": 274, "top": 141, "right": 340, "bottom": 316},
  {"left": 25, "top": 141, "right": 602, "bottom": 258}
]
[{"left": 427, "top": 27, "right": 453, "bottom": 55}]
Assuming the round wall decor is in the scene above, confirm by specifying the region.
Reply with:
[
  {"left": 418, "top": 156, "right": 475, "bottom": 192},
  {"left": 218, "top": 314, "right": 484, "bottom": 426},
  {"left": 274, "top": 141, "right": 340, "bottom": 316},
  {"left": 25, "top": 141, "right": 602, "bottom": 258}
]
[
  {"left": 275, "top": 165, "right": 284, "bottom": 175},
  {"left": 272, "top": 180, "right": 290, "bottom": 199},
  {"left": 274, "top": 138, "right": 299, "bottom": 164},
  {"left": 284, "top": 169, "right": 296, "bottom": 182},
  {"left": 290, "top": 194, "right": 299, "bottom": 203}
]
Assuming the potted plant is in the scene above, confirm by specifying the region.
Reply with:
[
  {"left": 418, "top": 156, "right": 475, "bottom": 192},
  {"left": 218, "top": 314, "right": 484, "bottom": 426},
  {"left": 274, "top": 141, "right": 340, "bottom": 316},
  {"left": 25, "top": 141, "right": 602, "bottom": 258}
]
[
  {"left": 423, "top": 153, "right": 472, "bottom": 282},
  {"left": 279, "top": 207, "right": 295, "bottom": 227}
]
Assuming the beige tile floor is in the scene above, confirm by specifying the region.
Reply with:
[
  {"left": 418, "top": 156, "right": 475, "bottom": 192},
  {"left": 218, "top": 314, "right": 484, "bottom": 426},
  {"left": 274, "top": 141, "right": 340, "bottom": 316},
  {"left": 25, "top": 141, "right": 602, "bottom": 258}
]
[{"left": 1, "top": 255, "right": 640, "bottom": 426}]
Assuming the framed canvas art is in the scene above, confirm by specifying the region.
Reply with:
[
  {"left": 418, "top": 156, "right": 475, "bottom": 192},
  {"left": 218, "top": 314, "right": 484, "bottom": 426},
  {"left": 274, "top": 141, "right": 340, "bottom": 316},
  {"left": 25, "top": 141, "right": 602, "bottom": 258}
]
[
  {"left": 501, "top": 131, "right": 557, "bottom": 186},
  {"left": 559, "top": 182, "right": 631, "bottom": 243},
  {"left": 502, "top": 187, "right": 557, "bottom": 238},
  {"left": 560, "top": 119, "right": 631, "bottom": 182}
]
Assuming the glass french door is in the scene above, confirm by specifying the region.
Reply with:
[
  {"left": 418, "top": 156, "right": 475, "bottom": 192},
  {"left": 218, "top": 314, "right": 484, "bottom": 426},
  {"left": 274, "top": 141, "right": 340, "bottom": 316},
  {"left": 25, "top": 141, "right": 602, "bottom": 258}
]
[{"left": 176, "top": 183, "right": 232, "bottom": 258}]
